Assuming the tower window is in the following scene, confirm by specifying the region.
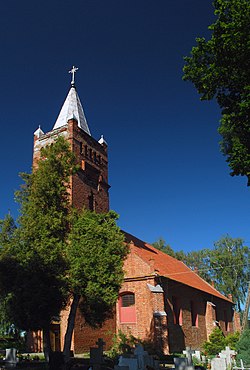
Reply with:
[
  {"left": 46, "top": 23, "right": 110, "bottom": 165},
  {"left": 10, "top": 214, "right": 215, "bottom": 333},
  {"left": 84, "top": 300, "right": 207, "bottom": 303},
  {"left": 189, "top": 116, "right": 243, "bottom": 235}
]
[
  {"left": 88, "top": 192, "right": 95, "bottom": 211},
  {"left": 80, "top": 142, "right": 83, "bottom": 154},
  {"left": 84, "top": 145, "right": 88, "bottom": 157}
]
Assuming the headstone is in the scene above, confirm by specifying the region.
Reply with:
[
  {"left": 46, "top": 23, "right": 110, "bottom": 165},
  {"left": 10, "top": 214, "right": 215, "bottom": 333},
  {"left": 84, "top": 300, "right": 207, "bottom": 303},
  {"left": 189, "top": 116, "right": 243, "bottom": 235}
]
[
  {"left": 89, "top": 337, "right": 106, "bottom": 370},
  {"left": 134, "top": 344, "right": 146, "bottom": 370},
  {"left": 96, "top": 338, "right": 106, "bottom": 353},
  {"left": 183, "top": 347, "right": 195, "bottom": 366},
  {"left": 118, "top": 343, "right": 158, "bottom": 370},
  {"left": 5, "top": 348, "right": 18, "bottom": 367},
  {"left": 174, "top": 357, "right": 188, "bottom": 370},
  {"left": 211, "top": 357, "right": 226, "bottom": 370},
  {"left": 115, "top": 366, "right": 129, "bottom": 370},
  {"left": 193, "top": 351, "right": 201, "bottom": 362},
  {"left": 219, "top": 346, "right": 236, "bottom": 367},
  {"left": 118, "top": 356, "right": 138, "bottom": 370}
]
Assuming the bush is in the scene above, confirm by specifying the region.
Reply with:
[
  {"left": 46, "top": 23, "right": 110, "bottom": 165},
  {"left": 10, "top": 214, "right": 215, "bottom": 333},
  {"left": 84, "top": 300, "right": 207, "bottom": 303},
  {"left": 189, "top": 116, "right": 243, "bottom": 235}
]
[
  {"left": 107, "top": 330, "right": 139, "bottom": 360},
  {"left": 203, "top": 328, "right": 226, "bottom": 356},
  {"left": 225, "top": 331, "right": 240, "bottom": 350}
]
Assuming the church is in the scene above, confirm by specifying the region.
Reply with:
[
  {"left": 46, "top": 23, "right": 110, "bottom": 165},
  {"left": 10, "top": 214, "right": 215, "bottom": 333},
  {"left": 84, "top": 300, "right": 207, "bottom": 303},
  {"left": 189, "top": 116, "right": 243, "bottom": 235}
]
[{"left": 28, "top": 68, "right": 240, "bottom": 354}]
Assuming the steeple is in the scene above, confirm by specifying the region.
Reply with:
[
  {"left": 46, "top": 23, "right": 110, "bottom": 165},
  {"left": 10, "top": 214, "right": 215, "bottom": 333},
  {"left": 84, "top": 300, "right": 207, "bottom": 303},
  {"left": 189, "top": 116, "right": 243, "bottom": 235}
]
[
  {"left": 53, "top": 66, "right": 91, "bottom": 135},
  {"left": 33, "top": 66, "right": 110, "bottom": 214}
]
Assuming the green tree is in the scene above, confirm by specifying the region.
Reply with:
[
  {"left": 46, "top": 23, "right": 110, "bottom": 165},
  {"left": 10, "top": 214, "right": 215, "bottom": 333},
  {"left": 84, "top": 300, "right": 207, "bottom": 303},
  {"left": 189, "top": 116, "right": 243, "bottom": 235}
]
[
  {"left": 203, "top": 327, "right": 226, "bottom": 356},
  {"left": 152, "top": 235, "right": 249, "bottom": 312},
  {"left": 210, "top": 235, "right": 250, "bottom": 311},
  {"left": 236, "top": 329, "right": 250, "bottom": 365},
  {"left": 225, "top": 331, "right": 240, "bottom": 351},
  {"left": 63, "top": 209, "right": 128, "bottom": 362},
  {"left": 0, "top": 137, "right": 76, "bottom": 360},
  {"left": 183, "top": 0, "right": 250, "bottom": 184},
  {"left": 152, "top": 238, "right": 176, "bottom": 257},
  {"left": 0, "top": 136, "right": 128, "bottom": 367},
  {"left": 176, "top": 249, "right": 212, "bottom": 282}
]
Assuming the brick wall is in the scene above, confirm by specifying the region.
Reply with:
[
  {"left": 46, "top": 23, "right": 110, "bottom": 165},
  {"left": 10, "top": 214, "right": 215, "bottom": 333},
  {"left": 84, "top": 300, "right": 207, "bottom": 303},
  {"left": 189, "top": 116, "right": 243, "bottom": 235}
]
[
  {"left": 162, "top": 278, "right": 235, "bottom": 352},
  {"left": 73, "top": 307, "right": 116, "bottom": 353},
  {"left": 33, "top": 119, "right": 110, "bottom": 213}
]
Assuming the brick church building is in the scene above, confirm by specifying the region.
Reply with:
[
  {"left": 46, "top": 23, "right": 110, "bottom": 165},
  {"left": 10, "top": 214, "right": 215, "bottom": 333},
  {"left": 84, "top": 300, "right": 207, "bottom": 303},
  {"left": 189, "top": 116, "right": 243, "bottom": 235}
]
[{"left": 28, "top": 69, "right": 240, "bottom": 354}]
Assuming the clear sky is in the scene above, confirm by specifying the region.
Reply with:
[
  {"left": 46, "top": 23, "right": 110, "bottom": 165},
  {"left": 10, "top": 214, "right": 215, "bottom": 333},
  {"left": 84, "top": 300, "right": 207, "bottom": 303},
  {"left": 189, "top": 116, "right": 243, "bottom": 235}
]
[{"left": 0, "top": 0, "right": 249, "bottom": 252}]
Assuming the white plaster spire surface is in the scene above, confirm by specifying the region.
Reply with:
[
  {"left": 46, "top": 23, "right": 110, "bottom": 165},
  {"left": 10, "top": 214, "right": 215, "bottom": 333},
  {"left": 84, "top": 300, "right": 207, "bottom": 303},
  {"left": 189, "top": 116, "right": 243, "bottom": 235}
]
[
  {"left": 34, "top": 125, "right": 44, "bottom": 138},
  {"left": 53, "top": 66, "right": 91, "bottom": 135}
]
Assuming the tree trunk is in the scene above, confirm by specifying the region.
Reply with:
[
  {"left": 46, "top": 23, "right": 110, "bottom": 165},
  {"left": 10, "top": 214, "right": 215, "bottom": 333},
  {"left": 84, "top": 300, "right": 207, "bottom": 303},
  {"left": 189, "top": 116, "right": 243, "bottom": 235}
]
[
  {"left": 63, "top": 294, "right": 80, "bottom": 364},
  {"left": 43, "top": 324, "right": 52, "bottom": 363}
]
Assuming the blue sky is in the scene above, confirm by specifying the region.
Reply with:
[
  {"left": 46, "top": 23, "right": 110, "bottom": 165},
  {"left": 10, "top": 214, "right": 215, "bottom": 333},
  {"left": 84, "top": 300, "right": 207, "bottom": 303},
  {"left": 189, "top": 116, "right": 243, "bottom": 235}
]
[{"left": 0, "top": 0, "right": 249, "bottom": 252}]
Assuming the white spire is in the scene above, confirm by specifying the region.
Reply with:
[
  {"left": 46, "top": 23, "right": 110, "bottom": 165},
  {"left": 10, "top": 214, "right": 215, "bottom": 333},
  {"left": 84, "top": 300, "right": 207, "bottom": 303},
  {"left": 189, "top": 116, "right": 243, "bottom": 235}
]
[
  {"left": 34, "top": 125, "right": 44, "bottom": 138},
  {"left": 98, "top": 135, "right": 108, "bottom": 146},
  {"left": 53, "top": 66, "right": 91, "bottom": 135},
  {"left": 53, "top": 86, "right": 91, "bottom": 135}
]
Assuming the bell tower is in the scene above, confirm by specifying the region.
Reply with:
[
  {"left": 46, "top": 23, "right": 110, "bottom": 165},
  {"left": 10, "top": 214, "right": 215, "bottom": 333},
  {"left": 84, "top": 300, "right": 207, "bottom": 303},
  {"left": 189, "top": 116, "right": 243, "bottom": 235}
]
[{"left": 33, "top": 66, "right": 110, "bottom": 213}]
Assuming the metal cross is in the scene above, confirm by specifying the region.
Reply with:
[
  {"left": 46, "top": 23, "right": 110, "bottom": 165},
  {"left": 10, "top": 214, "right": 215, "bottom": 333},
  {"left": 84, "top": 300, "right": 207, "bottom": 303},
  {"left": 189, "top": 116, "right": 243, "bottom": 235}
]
[{"left": 69, "top": 65, "right": 79, "bottom": 85}]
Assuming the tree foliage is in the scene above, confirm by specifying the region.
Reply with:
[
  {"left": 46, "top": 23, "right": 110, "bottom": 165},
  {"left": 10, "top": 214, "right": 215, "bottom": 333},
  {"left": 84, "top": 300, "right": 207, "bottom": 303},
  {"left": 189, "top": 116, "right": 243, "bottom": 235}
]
[
  {"left": 152, "top": 238, "right": 176, "bottom": 257},
  {"left": 0, "top": 136, "right": 128, "bottom": 364},
  {"left": 203, "top": 327, "right": 226, "bottom": 356},
  {"left": 236, "top": 329, "right": 250, "bottom": 365},
  {"left": 209, "top": 236, "right": 249, "bottom": 311},
  {"left": 183, "top": 0, "right": 250, "bottom": 184},
  {"left": 0, "top": 137, "right": 76, "bottom": 333},
  {"left": 68, "top": 209, "right": 128, "bottom": 326}
]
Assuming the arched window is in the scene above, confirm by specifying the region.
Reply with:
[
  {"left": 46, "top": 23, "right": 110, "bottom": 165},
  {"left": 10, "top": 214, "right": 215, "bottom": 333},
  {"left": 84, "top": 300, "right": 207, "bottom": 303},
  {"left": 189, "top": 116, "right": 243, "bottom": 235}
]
[{"left": 119, "top": 293, "right": 136, "bottom": 323}]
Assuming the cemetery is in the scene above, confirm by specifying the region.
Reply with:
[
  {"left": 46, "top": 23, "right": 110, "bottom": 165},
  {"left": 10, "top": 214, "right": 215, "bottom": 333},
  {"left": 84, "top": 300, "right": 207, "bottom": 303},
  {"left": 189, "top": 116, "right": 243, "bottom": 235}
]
[{"left": 0, "top": 331, "right": 249, "bottom": 370}]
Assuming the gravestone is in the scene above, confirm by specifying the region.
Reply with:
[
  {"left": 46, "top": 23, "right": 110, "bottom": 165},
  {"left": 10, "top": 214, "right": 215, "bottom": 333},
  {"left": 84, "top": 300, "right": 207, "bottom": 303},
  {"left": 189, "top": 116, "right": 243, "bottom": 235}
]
[
  {"left": 174, "top": 357, "right": 188, "bottom": 370},
  {"left": 90, "top": 338, "right": 106, "bottom": 370},
  {"left": 219, "top": 346, "right": 236, "bottom": 367},
  {"left": 134, "top": 344, "right": 145, "bottom": 370},
  {"left": 211, "top": 357, "right": 226, "bottom": 370},
  {"left": 183, "top": 347, "right": 195, "bottom": 366},
  {"left": 193, "top": 351, "right": 201, "bottom": 362},
  {"left": 118, "top": 343, "right": 158, "bottom": 370},
  {"left": 118, "top": 357, "right": 138, "bottom": 370},
  {"left": 5, "top": 348, "right": 18, "bottom": 367}
]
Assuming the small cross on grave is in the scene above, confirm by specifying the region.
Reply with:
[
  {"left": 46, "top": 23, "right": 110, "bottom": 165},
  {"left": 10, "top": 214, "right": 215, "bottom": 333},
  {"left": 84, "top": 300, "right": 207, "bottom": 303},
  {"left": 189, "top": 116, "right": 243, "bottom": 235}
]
[
  {"left": 96, "top": 338, "right": 106, "bottom": 353},
  {"left": 90, "top": 338, "right": 106, "bottom": 370},
  {"left": 219, "top": 347, "right": 236, "bottom": 367},
  {"left": 183, "top": 347, "right": 195, "bottom": 366}
]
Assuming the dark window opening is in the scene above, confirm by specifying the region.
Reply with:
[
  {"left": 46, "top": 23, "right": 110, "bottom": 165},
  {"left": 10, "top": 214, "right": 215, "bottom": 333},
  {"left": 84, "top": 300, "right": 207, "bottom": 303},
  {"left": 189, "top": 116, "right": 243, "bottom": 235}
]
[
  {"left": 191, "top": 301, "right": 198, "bottom": 327},
  {"left": 172, "top": 296, "right": 182, "bottom": 325},
  {"left": 224, "top": 310, "right": 228, "bottom": 331},
  {"left": 85, "top": 145, "right": 88, "bottom": 157},
  {"left": 121, "top": 293, "right": 135, "bottom": 307}
]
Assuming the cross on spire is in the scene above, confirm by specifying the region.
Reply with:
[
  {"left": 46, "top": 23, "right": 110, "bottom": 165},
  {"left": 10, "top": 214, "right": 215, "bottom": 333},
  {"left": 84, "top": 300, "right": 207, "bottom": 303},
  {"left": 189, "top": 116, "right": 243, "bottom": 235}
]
[{"left": 69, "top": 65, "right": 78, "bottom": 86}]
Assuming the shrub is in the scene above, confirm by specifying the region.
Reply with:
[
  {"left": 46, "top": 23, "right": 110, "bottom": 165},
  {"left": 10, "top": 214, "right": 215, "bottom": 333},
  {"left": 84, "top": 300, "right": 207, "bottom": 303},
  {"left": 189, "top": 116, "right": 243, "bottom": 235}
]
[{"left": 203, "top": 328, "right": 226, "bottom": 356}]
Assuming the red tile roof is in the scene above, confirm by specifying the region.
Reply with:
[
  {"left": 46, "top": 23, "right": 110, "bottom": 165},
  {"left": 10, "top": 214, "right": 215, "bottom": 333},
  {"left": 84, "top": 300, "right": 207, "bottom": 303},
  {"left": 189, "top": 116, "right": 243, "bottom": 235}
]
[{"left": 123, "top": 231, "right": 233, "bottom": 303}]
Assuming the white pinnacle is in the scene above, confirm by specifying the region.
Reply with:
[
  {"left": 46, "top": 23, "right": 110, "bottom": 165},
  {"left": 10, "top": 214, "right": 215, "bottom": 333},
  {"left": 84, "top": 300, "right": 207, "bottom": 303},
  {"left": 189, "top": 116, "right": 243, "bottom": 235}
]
[{"left": 53, "top": 66, "right": 91, "bottom": 135}]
